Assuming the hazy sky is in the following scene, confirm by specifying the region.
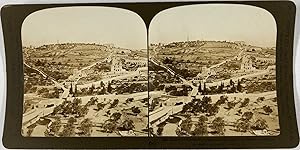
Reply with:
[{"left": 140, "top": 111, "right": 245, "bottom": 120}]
[
  {"left": 22, "top": 7, "right": 147, "bottom": 49},
  {"left": 150, "top": 4, "right": 277, "bottom": 47}
]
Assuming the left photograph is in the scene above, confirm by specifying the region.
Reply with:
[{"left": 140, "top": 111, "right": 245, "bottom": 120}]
[{"left": 21, "top": 7, "right": 148, "bottom": 137}]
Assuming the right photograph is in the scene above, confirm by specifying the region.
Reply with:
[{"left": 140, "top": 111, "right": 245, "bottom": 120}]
[{"left": 148, "top": 4, "right": 278, "bottom": 137}]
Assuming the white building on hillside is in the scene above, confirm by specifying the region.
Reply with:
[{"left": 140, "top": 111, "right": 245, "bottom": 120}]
[
  {"left": 241, "top": 55, "right": 256, "bottom": 71},
  {"left": 111, "top": 57, "right": 126, "bottom": 72}
]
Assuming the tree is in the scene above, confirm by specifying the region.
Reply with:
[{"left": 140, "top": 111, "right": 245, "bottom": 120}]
[
  {"left": 131, "top": 106, "right": 141, "bottom": 114},
  {"left": 110, "top": 112, "right": 122, "bottom": 121},
  {"left": 157, "top": 126, "right": 164, "bottom": 136},
  {"left": 182, "top": 102, "right": 192, "bottom": 113},
  {"left": 198, "top": 82, "right": 202, "bottom": 93},
  {"left": 193, "top": 116, "right": 208, "bottom": 136},
  {"left": 107, "top": 82, "right": 112, "bottom": 94},
  {"left": 202, "top": 82, "right": 207, "bottom": 95},
  {"left": 235, "top": 112, "right": 253, "bottom": 132},
  {"left": 235, "top": 119, "right": 250, "bottom": 132},
  {"left": 240, "top": 98, "right": 250, "bottom": 108},
  {"left": 102, "top": 120, "right": 117, "bottom": 133},
  {"left": 87, "top": 97, "right": 98, "bottom": 106},
  {"left": 229, "top": 86, "right": 236, "bottom": 93},
  {"left": 45, "top": 118, "right": 62, "bottom": 137},
  {"left": 74, "top": 84, "right": 78, "bottom": 95},
  {"left": 53, "top": 87, "right": 60, "bottom": 98},
  {"left": 215, "top": 95, "right": 227, "bottom": 106},
  {"left": 68, "top": 117, "right": 77, "bottom": 124},
  {"left": 100, "top": 81, "right": 105, "bottom": 88},
  {"left": 70, "top": 84, "right": 74, "bottom": 95},
  {"left": 37, "top": 88, "right": 49, "bottom": 95},
  {"left": 52, "top": 105, "right": 63, "bottom": 115},
  {"left": 163, "top": 57, "right": 173, "bottom": 64},
  {"left": 263, "top": 105, "right": 273, "bottom": 115},
  {"left": 230, "top": 79, "right": 234, "bottom": 86},
  {"left": 96, "top": 103, "right": 106, "bottom": 111},
  {"left": 109, "top": 99, "right": 119, "bottom": 108},
  {"left": 120, "top": 119, "right": 135, "bottom": 131},
  {"left": 79, "top": 118, "right": 93, "bottom": 137},
  {"left": 237, "top": 80, "right": 242, "bottom": 92},
  {"left": 99, "top": 86, "right": 107, "bottom": 95},
  {"left": 251, "top": 119, "right": 268, "bottom": 130},
  {"left": 180, "top": 116, "right": 193, "bottom": 135},
  {"left": 257, "top": 97, "right": 265, "bottom": 102},
  {"left": 227, "top": 101, "right": 236, "bottom": 110},
  {"left": 78, "top": 106, "right": 89, "bottom": 117},
  {"left": 211, "top": 117, "right": 225, "bottom": 135},
  {"left": 59, "top": 117, "right": 76, "bottom": 137},
  {"left": 73, "top": 98, "right": 82, "bottom": 106},
  {"left": 126, "top": 98, "right": 134, "bottom": 103},
  {"left": 207, "top": 104, "right": 219, "bottom": 116}
]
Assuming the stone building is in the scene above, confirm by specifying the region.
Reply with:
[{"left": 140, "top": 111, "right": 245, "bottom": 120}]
[
  {"left": 125, "top": 59, "right": 147, "bottom": 67},
  {"left": 240, "top": 55, "right": 256, "bottom": 71},
  {"left": 111, "top": 57, "right": 126, "bottom": 72}
]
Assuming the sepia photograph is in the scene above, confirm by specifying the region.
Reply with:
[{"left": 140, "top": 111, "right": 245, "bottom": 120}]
[
  {"left": 21, "top": 4, "right": 279, "bottom": 138},
  {"left": 21, "top": 7, "right": 148, "bottom": 137},
  {"left": 148, "top": 4, "right": 278, "bottom": 137}
]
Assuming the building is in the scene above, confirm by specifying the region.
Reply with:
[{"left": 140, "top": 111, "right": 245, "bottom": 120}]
[
  {"left": 234, "top": 41, "right": 246, "bottom": 46},
  {"left": 101, "top": 57, "right": 128, "bottom": 78},
  {"left": 246, "top": 46, "right": 263, "bottom": 52},
  {"left": 125, "top": 59, "right": 147, "bottom": 67},
  {"left": 111, "top": 57, "right": 126, "bottom": 72},
  {"left": 103, "top": 43, "right": 114, "bottom": 48},
  {"left": 240, "top": 55, "right": 256, "bottom": 71},
  {"left": 255, "top": 57, "right": 276, "bottom": 64}
]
